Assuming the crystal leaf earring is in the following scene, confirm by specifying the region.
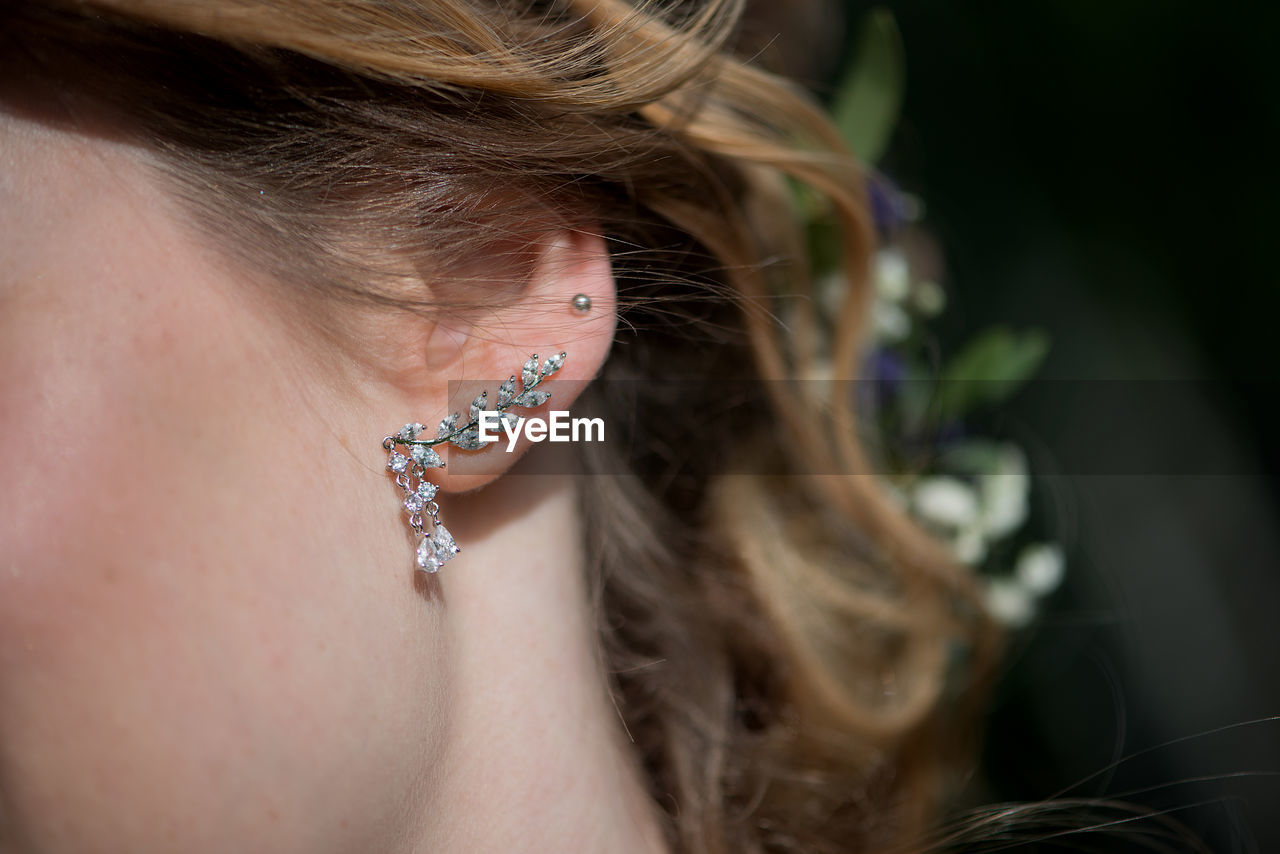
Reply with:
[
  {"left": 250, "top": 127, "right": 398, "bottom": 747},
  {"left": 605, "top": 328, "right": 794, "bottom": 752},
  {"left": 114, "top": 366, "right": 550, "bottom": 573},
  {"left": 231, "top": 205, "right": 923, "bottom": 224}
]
[{"left": 383, "top": 351, "right": 566, "bottom": 573}]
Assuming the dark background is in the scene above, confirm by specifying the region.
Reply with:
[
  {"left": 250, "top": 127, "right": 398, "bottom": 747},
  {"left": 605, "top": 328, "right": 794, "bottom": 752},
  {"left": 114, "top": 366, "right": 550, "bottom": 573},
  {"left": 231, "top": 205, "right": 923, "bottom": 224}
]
[{"left": 750, "top": 0, "right": 1280, "bottom": 849}]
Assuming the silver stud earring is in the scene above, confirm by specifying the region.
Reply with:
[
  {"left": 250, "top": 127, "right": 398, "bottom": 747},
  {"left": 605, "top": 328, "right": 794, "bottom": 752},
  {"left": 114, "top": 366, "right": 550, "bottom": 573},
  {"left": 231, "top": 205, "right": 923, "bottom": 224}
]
[
  {"left": 383, "top": 352, "right": 566, "bottom": 573},
  {"left": 571, "top": 293, "right": 592, "bottom": 313}
]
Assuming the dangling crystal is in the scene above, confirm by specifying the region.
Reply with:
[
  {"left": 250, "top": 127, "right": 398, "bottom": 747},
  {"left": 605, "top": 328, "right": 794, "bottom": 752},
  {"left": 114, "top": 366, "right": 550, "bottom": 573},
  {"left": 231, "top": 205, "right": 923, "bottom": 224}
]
[
  {"left": 406, "top": 479, "right": 437, "bottom": 513},
  {"left": 431, "top": 524, "right": 460, "bottom": 565},
  {"left": 416, "top": 535, "right": 441, "bottom": 573},
  {"left": 388, "top": 451, "right": 410, "bottom": 473},
  {"left": 410, "top": 444, "right": 443, "bottom": 468}
]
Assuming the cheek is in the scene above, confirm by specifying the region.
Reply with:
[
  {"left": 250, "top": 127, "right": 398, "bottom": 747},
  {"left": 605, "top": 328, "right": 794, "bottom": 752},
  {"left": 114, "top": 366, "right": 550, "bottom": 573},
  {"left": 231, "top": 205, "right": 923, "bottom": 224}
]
[
  {"left": 1, "top": 289, "right": 283, "bottom": 849},
  {"left": 0, "top": 244, "right": 437, "bottom": 850}
]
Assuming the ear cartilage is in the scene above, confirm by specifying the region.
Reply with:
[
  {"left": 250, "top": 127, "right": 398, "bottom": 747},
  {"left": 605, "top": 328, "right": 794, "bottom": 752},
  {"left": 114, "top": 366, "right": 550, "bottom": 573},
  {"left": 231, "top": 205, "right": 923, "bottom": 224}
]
[{"left": 381, "top": 352, "right": 566, "bottom": 573}]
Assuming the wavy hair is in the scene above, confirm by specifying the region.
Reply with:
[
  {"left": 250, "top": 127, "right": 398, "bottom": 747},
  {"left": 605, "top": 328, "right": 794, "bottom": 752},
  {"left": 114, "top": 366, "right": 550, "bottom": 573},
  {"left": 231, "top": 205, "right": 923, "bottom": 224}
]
[{"left": 2, "top": 1, "right": 1003, "bottom": 850}]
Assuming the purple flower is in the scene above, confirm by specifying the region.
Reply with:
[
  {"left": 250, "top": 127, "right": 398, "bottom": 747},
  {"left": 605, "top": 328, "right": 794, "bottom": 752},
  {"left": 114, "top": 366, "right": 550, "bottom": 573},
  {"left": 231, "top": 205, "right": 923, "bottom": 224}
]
[
  {"left": 868, "top": 174, "right": 908, "bottom": 240},
  {"left": 858, "top": 347, "right": 906, "bottom": 415},
  {"left": 868, "top": 347, "right": 906, "bottom": 387}
]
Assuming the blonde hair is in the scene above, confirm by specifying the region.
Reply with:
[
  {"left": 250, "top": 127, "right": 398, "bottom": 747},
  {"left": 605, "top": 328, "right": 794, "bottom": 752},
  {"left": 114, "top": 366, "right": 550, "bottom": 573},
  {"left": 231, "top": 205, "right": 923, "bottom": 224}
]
[{"left": 5, "top": 1, "right": 1002, "bottom": 850}]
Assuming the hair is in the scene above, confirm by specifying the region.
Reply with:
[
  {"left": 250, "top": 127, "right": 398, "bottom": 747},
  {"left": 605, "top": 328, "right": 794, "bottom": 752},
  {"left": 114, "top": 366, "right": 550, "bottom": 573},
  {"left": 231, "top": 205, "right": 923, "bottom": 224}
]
[{"left": 2, "top": 1, "right": 1005, "bottom": 851}]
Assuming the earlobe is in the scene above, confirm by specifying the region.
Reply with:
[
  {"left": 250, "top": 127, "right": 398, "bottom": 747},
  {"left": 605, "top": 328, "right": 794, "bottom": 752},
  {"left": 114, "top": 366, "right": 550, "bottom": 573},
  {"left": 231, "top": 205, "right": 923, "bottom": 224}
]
[
  {"left": 384, "top": 348, "right": 569, "bottom": 572},
  {"left": 378, "top": 227, "right": 616, "bottom": 573}
]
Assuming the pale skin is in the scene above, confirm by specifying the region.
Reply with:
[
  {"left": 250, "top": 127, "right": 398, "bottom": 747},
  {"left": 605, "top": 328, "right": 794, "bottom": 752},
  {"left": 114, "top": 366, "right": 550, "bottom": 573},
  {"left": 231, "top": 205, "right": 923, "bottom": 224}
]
[{"left": 0, "top": 91, "right": 670, "bottom": 853}]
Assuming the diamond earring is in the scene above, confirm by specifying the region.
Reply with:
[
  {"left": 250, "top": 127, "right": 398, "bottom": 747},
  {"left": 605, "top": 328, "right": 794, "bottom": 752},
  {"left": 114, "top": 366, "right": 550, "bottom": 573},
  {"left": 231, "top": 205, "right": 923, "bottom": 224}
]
[{"left": 383, "top": 351, "right": 566, "bottom": 573}]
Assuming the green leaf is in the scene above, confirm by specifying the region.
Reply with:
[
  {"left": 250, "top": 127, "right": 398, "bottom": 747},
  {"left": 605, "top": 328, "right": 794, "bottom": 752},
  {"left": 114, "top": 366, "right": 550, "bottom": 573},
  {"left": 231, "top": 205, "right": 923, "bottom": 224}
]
[
  {"left": 936, "top": 327, "right": 1050, "bottom": 418},
  {"left": 830, "top": 8, "right": 906, "bottom": 165}
]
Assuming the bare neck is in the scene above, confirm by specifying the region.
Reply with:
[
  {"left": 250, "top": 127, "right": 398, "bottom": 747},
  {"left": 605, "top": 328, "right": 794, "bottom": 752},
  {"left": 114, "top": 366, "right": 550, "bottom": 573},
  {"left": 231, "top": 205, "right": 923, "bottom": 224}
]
[{"left": 403, "top": 465, "right": 670, "bottom": 854}]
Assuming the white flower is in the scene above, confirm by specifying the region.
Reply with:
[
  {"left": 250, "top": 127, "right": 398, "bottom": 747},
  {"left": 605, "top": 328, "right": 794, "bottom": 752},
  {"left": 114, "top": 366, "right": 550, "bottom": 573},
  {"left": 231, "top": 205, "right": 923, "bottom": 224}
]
[
  {"left": 872, "top": 299, "right": 911, "bottom": 342},
  {"left": 1015, "top": 542, "right": 1065, "bottom": 596},
  {"left": 953, "top": 526, "right": 988, "bottom": 565},
  {"left": 976, "top": 445, "right": 1029, "bottom": 539},
  {"left": 874, "top": 248, "right": 911, "bottom": 302},
  {"left": 817, "top": 271, "right": 849, "bottom": 318},
  {"left": 912, "top": 476, "right": 979, "bottom": 528},
  {"left": 907, "top": 444, "right": 1036, "bottom": 567},
  {"left": 983, "top": 577, "right": 1035, "bottom": 627},
  {"left": 912, "top": 279, "right": 946, "bottom": 316}
]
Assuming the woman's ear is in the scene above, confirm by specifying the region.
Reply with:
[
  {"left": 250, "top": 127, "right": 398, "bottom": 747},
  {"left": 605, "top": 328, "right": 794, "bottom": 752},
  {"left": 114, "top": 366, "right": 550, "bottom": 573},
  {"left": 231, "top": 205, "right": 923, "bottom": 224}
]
[{"left": 380, "top": 226, "right": 616, "bottom": 493}]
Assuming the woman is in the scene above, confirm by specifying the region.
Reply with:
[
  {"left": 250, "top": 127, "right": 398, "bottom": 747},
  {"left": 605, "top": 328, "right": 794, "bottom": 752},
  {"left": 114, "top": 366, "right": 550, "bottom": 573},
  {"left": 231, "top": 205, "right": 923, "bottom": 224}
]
[{"left": 0, "top": 1, "right": 999, "bottom": 851}]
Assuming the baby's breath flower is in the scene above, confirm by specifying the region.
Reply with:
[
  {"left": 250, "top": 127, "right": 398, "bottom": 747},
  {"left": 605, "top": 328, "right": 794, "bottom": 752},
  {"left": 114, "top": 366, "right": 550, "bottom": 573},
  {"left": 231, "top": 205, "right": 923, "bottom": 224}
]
[
  {"left": 983, "top": 577, "right": 1036, "bottom": 627},
  {"left": 872, "top": 299, "right": 911, "bottom": 342},
  {"left": 912, "top": 279, "right": 946, "bottom": 315},
  {"left": 874, "top": 248, "right": 911, "bottom": 302},
  {"left": 1015, "top": 542, "right": 1066, "bottom": 596},
  {"left": 977, "top": 445, "right": 1029, "bottom": 539},
  {"left": 912, "top": 476, "right": 979, "bottom": 528}
]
